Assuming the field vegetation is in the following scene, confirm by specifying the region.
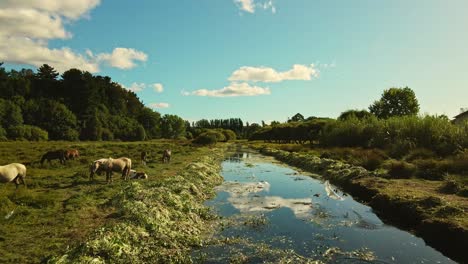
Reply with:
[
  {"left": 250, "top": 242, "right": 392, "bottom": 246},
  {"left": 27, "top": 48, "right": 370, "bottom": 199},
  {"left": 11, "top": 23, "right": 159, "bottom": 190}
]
[{"left": 0, "top": 140, "right": 225, "bottom": 263}]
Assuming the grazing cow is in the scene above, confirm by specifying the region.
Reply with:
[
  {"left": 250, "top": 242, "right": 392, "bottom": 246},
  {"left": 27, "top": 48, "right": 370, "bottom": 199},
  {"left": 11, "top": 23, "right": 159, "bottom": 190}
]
[
  {"left": 65, "top": 149, "right": 80, "bottom": 160},
  {"left": 0, "top": 163, "right": 27, "bottom": 189},
  {"left": 162, "top": 149, "right": 171, "bottom": 163},
  {"left": 89, "top": 157, "right": 132, "bottom": 183},
  {"left": 141, "top": 151, "right": 148, "bottom": 166},
  {"left": 41, "top": 150, "right": 66, "bottom": 165},
  {"left": 129, "top": 169, "right": 148, "bottom": 180}
]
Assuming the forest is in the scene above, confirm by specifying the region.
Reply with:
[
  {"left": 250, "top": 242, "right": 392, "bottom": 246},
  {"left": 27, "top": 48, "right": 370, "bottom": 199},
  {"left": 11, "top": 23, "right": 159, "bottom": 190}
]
[{"left": 0, "top": 63, "right": 254, "bottom": 142}]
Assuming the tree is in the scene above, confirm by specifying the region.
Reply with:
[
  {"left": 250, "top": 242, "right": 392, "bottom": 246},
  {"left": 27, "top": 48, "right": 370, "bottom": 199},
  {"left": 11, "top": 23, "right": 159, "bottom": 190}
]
[
  {"left": 0, "top": 99, "right": 23, "bottom": 128},
  {"left": 23, "top": 99, "right": 78, "bottom": 140},
  {"left": 36, "top": 64, "right": 59, "bottom": 80},
  {"left": 289, "top": 113, "right": 305, "bottom": 122},
  {"left": 369, "top": 87, "right": 419, "bottom": 119},
  {"left": 161, "top": 114, "right": 186, "bottom": 139},
  {"left": 338, "top": 109, "right": 373, "bottom": 120},
  {"left": 137, "top": 107, "right": 161, "bottom": 139}
]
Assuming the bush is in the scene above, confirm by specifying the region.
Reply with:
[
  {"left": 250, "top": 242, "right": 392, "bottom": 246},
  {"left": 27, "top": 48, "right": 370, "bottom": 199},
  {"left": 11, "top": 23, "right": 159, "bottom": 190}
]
[
  {"left": 405, "top": 148, "right": 437, "bottom": 162},
  {"left": 0, "top": 126, "right": 6, "bottom": 141},
  {"left": 7, "top": 125, "right": 48, "bottom": 141},
  {"left": 319, "top": 115, "right": 467, "bottom": 157},
  {"left": 449, "top": 150, "right": 468, "bottom": 174},
  {"left": 101, "top": 128, "right": 114, "bottom": 141},
  {"left": 439, "top": 177, "right": 461, "bottom": 194},
  {"left": 61, "top": 128, "right": 80, "bottom": 141},
  {"left": 360, "top": 150, "right": 387, "bottom": 171},
  {"left": 221, "top": 129, "right": 237, "bottom": 142},
  {"left": 193, "top": 132, "right": 219, "bottom": 145},
  {"left": 320, "top": 118, "right": 374, "bottom": 147},
  {"left": 383, "top": 160, "right": 416, "bottom": 179},
  {"left": 413, "top": 159, "right": 446, "bottom": 180},
  {"left": 388, "top": 138, "right": 415, "bottom": 158}
]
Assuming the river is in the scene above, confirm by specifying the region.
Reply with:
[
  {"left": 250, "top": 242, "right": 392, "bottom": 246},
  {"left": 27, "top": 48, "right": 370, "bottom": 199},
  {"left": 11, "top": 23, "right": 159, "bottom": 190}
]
[{"left": 192, "top": 151, "right": 455, "bottom": 263}]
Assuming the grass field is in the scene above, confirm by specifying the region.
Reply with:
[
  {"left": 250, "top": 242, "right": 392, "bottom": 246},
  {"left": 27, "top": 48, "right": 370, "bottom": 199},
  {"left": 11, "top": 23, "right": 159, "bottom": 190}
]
[{"left": 0, "top": 140, "right": 214, "bottom": 263}]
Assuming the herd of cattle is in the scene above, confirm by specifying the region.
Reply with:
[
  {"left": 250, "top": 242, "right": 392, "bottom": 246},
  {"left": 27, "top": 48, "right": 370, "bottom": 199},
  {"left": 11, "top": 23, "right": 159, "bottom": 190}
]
[{"left": 0, "top": 148, "right": 172, "bottom": 188}]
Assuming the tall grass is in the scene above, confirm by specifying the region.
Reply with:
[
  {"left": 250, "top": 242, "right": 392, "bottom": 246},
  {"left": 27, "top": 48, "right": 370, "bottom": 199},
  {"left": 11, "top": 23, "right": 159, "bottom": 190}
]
[{"left": 320, "top": 116, "right": 467, "bottom": 157}]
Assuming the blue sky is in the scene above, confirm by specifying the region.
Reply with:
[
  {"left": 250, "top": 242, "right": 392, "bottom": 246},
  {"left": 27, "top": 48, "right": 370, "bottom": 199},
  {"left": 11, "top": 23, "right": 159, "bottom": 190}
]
[{"left": 1, "top": 0, "right": 467, "bottom": 123}]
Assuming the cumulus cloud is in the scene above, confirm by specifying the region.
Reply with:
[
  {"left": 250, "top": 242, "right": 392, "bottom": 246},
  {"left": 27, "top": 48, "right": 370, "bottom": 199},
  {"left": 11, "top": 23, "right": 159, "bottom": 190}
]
[
  {"left": 183, "top": 82, "right": 270, "bottom": 97},
  {"left": 229, "top": 64, "right": 319, "bottom": 83},
  {"left": 123, "top": 82, "right": 146, "bottom": 92},
  {"left": 234, "top": 0, "right": 255, "bottom": 13},
  {"left": 150, "top": 103, "right": 170, "bottom": 109},
  {"left": 95, "top": 48, "right": 147, "bottom": 70},
  {"left": 0, "top": 0, "right": 147, "bottom": 73},
  {"left": 152, "top": 83, "right": 164, "bottom": 93},
  {"left": 0, "top": 0, "right": 101, "bottom": 19},
  {"left": 234, "top": 0, "right": 276, "bottom": 14}
]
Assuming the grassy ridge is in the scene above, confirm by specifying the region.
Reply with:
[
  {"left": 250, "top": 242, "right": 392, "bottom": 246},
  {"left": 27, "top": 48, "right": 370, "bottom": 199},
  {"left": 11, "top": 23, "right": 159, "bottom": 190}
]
[
  {"left": 246, "top": 142, "right": 468, "bottom": 263},
  {"left": 0, "top": 140, "right": 221, "bottom": 263}
]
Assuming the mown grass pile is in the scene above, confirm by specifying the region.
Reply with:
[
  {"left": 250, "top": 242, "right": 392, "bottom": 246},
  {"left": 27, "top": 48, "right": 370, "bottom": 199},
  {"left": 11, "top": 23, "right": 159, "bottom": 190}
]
[{"left": 52, "top": 154, "right": 224, "bottom": 263}]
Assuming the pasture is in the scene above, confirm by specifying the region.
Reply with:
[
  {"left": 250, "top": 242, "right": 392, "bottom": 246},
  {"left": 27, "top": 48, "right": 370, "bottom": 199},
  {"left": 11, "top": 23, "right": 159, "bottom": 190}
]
[{"left": 0, "top": 140, "right": 208, "bottom": 263}]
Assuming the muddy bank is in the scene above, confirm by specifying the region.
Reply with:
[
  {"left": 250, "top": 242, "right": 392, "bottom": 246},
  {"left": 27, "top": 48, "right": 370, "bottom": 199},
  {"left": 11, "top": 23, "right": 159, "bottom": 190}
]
[
  {"left": 255, "top": 147, "right": 468, "bottom": 263},
  {"left": 51, "top": 148, "right": 226, "bottom": 263}
]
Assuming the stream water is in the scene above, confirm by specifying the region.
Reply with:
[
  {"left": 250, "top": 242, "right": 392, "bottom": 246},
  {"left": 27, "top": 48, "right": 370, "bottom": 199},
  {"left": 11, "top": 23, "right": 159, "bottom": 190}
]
[{"left": 193, "top": 151, "right": 456, "bottom": 263}]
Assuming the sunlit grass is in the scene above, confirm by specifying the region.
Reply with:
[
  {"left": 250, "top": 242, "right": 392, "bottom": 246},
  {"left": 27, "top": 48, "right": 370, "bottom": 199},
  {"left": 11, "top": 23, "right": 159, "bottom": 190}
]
[{"left": 0, "top": 140, "right": 210, "bottom": 263}]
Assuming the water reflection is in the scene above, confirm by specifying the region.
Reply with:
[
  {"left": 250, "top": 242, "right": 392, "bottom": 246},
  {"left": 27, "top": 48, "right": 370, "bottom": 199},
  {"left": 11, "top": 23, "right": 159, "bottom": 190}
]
[{"left": 195, "top": 152, "right": 455, "bottom": 264}]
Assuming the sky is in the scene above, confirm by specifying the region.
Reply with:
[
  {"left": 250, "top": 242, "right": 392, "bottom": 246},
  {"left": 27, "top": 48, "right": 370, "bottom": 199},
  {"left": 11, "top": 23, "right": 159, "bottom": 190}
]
[{"left": 1, "top": 0, "right": 467, "bottom": 124}]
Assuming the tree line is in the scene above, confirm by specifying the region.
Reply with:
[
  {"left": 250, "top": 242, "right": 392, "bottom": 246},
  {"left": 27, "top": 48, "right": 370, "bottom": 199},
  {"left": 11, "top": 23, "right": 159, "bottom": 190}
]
[
  {"left": 0, "top": 63, "right": 187, "bottom": 141},
  {"left": 250, "top": 87, "right": 468, "bottom": 156}
]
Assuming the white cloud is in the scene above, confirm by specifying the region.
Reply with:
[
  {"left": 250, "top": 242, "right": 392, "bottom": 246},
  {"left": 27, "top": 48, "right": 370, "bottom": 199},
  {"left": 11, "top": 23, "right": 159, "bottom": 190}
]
[
  {"left": 0, "top": 0, "right": 101, "bottom": 19},
  {"left": 183, "top": 82, "right": 270, "bottom": 97},
  {"left": 234, "top": 0, "right": 255, "bottom": 13},
  {"left": 96, "top": 48, "right": 147, "bottom": 70},
  {"left": 234, "top": 0, "right": 276, "bottom": 14},
  {"left": 0, "top": 0, "right": 147, "bottom": 73},
  {"left": 152, "top": 83, "right": 164, "bottom": 93},
  {"left": 150, "top": 103, "right": 170, "bottom": 109},
  {"left": 261, "top": 0, "right": 276, "bottom": 13},
  {"left": 0, "top": 9, "right": 70, "bottom": 39},
  {"left": 229, "top": 64, "right": 319, "bottom": 83},
  {"left": 123, "top": 82, "right": 146, "bottom": 92}
]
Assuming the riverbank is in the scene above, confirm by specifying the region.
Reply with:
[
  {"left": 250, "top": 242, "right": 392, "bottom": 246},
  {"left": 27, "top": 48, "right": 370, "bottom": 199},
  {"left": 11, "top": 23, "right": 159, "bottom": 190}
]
[{"left": 248, "top": 145, "right": 467, "bottom": 263}]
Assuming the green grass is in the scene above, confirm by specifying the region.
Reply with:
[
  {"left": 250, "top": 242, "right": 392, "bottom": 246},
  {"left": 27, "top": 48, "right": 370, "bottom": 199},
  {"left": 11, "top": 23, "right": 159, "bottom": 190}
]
[{"left": 0, "top": 140, "right": 211, "bottom": 263}]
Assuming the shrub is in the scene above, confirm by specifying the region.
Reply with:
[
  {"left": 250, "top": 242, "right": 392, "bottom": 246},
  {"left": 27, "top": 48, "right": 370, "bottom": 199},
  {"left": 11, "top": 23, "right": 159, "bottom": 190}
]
[
  {"left": 457, "top": 188, "right": 468, "bottom": 197},
  {"left": 221, "top": 129, "right": 237, "bottom": 142},
  {"left": 383, "top": 160, "right": 416, "bottom": 179},
  {"left": 193, "top": 132, "right": 219, "bottom": 145},
  {"left": 387, "top": 138, "right": 416, "bottom": 158},
  {"left": 101, "top": 128, "right": 114, "bottom": 141},
  {"left": 0, "top": 126, "right": 6, "bottom": 141},
  {"left": 439, "top": 178, "right": 461, "bottom": 194},
  {"left": 360, "top": 151, "right": 387, "bottom": 171},
  {"left": 413, "top": 159, "right": 446, "bottom": 180},
  {"left": 7, "top": 125, "right": 48, "bottom": 141},
  {"left": 449, "top": 150, "right": 468, "bottom": 174},
  {"left": 61, "top": 128, "right": 80, "bottom": 141},
  {"left": 405, "top": 148, "right": 437, "bottom": 162}
]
